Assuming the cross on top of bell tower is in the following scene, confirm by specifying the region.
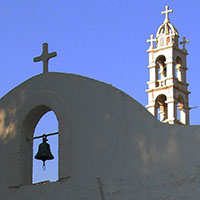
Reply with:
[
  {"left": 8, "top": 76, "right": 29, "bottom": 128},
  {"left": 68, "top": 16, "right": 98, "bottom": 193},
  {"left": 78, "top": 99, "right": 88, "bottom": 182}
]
[
  {"left": 161, "top": 5, "right": 173, "bottom": 23},
  {"left": 180, "top": 36, "right": 189, "bottom": 50},
  {"left": 147, "top": 34, "right": 156, "bottom": 50}
]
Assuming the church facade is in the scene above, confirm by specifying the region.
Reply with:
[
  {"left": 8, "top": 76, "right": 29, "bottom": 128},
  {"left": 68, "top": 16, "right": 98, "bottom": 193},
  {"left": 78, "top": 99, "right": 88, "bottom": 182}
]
[
  {"left": 1, "top": 5, "right": 200, "bottom": 200},
  {"left": 146, "top": 6, "right": 190, "bottom": 125}
]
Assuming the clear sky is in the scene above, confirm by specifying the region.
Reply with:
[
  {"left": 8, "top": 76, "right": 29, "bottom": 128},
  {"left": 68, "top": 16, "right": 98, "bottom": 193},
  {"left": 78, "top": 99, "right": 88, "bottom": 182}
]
[{"left": 1, "top": 0, "right": 200, "bottom": 182}]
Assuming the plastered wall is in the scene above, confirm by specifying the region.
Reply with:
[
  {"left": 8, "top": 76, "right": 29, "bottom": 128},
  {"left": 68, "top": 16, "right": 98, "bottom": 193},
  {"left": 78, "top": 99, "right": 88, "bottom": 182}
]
[{"left": 1, "top": 72, "right": 200, "bottom": 199}]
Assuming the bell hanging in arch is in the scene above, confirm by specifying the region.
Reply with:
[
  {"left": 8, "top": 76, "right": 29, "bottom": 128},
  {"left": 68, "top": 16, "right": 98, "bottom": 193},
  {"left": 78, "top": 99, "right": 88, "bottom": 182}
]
[{"left": 35, "top": 134, "right": 54, "bottom": 169}]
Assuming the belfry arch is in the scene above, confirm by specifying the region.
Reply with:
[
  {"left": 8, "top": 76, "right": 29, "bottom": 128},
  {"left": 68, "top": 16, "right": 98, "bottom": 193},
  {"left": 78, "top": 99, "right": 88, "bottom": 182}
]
[
  {"left": 33, "top": 110, "right": 58, "bottom": 183},
  {"left": 155, "top": 55, "right": 166, "bottom": 87},
  {"left": 18, "top": 91, "right": 72, "bottom": 185},
  {"left": 176, "top": 95, "right": 186, "bottom": 124},
  {"left": 175, "top": 57, "right": 182, "bottom": 81},
  {"left": 20, "top": 105, "right": 52, "bottom": 184},
  {"left": 155, "top": 94, "right": 168, "bottom": 121}
]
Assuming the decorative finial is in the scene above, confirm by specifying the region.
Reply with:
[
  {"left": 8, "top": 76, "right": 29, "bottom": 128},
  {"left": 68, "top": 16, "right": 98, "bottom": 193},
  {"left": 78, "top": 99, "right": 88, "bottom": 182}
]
[
  {"left": 161, "top": 5, "right": 173, "bottom": 23},
  {"left": 180, "top": 36, "right": 189, "bottom": 50},
  {"left": 147, "top": 34, "right": 156, "bottom": 50},
  {"left": 33, "top": 43, "right": 57, "bottom": 74}
]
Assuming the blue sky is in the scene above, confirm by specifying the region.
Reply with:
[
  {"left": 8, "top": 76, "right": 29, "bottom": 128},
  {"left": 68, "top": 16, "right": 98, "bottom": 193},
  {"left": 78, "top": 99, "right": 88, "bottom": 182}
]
[{"left": 1, "top": 0, "right": 200, "bottom": 182}]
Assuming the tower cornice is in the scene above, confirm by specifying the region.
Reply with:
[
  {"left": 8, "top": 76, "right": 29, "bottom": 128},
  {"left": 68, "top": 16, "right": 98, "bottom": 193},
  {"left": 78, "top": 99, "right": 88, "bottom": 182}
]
[
  {"left": 147, "top": 45, "right": 188, "bottom": 55},
  {"left": 146, "top": 84, "right": 190, "bottom": 95}
]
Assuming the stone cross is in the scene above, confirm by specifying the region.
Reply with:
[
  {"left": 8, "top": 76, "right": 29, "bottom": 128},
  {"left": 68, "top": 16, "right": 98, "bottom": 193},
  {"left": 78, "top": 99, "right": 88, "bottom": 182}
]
[
  {"left": 180, "top": 36, "right": 189, "bottom": 50},
  {"left": 161, "top": 5, "right": 173, "bottom": 23},
  {"left": 34, "top": 43, "right": 57, "bottom": 74},
  {"left": 147, "top": 34, "right": 156, "bottom": 49}
]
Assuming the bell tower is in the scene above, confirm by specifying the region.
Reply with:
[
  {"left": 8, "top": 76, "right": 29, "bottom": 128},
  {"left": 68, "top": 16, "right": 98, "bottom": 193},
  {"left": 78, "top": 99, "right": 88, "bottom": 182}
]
[{"left": 146, "top": 5, "right": 190, "bottom": 124}]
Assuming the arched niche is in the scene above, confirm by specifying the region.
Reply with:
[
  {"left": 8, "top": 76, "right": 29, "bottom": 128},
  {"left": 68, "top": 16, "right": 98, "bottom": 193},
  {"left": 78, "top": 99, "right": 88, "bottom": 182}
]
[
  {"left": 155, "top": 94, "right": 168, "bottom": 121},
  {"left": 155, "top": 55, "right": 166, "bottom": 87},
  {"left": 18, "top": 91, "right": 72, "bottom": 185}
]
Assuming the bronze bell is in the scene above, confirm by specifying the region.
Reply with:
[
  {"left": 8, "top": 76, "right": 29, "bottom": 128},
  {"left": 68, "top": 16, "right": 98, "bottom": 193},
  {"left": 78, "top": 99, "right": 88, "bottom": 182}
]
[{"left": 35, "top": 134, "right": 54, "bottom": 169}]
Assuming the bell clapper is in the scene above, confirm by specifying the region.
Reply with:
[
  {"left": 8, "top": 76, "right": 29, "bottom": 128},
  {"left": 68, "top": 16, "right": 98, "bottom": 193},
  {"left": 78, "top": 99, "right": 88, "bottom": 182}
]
[{"left": 42, "top": 161, "right": 46, "bottom": 170}]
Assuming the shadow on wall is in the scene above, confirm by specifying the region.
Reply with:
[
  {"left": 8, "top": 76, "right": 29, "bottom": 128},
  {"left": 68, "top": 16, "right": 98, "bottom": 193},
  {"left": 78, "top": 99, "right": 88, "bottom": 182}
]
[
  {"left": 135, "top": 127, "right": 179, "bottom": 174},
  {"left": 0, "top": 90, "right": 27, "bottom": 143}
]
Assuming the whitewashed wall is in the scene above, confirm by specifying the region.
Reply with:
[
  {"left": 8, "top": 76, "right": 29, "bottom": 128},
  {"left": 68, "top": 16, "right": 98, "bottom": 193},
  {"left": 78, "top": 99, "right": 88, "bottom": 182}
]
[{"left": 1, "top": 73, "right": 200, "bottom": 199}]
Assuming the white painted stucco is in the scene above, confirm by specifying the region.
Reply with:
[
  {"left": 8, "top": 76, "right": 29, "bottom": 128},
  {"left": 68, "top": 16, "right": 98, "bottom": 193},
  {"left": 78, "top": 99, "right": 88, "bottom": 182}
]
[{"left": 1, "top": 72, "right": 200, "bottom": 199}]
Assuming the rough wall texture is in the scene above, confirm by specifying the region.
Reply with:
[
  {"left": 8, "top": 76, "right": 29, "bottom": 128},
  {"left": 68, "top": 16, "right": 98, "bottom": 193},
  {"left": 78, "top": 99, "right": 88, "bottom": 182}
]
[{"left": 1, "top": 72, "right": 200, "bottom": 199}]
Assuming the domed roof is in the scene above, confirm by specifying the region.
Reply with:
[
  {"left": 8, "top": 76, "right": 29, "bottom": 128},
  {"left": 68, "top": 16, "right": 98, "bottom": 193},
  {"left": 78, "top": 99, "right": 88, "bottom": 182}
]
[{"left": 156, "top": 22, "right": 179, "bottom": 37}]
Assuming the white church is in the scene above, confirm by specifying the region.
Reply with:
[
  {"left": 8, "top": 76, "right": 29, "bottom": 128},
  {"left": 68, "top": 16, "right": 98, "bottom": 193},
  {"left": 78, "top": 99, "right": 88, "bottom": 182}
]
[{"left": 1, "top": 5, "right": 200, "bottom": 200}]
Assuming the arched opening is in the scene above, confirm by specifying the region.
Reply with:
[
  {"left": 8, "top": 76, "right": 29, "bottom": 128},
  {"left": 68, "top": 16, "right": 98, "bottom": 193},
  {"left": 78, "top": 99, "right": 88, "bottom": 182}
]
[
  {"left": 20, "top": 105, "right": 61, "bottom": 185},
  {"left": 176, "top": 96, "right": 185, "bottom": 124},
  {"left": 175, "top": 57, "right": 182, "bottom": 81},
  {"left": 33, "top": 111, "right": 58, "bottom": 184},
  {"left": 156, "top": 106, "right": 161, "bottom": 121},
  {"left": 156, "top": 55, "right": 166, "bottom": 87},
  {"left": 177, "top": 104, "right": 180, "bottom": 121},
  {"left": 155, "top": 94, "right": 168, "bottom": 121}
]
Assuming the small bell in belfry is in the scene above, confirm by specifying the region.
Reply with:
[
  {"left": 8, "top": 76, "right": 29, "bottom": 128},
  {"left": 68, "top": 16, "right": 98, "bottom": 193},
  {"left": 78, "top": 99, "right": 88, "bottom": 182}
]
[{"left": 35, "top": 134, "right": 54, "bottom": 170}]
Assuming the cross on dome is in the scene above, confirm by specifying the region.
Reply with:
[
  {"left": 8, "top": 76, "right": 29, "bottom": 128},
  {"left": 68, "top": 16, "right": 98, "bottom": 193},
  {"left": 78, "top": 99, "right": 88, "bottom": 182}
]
[
  {"left": 34, "top": 43, "right": 57, "bottom": 74},
  {"left": 180, "top": 36, "right": 189, "bottom": 50},
  {"left": 147, "top": 34, "right": 156, "bottom": 49},
  {"left": 161, "top": 5, "right": 173, "bottom": 23}
]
